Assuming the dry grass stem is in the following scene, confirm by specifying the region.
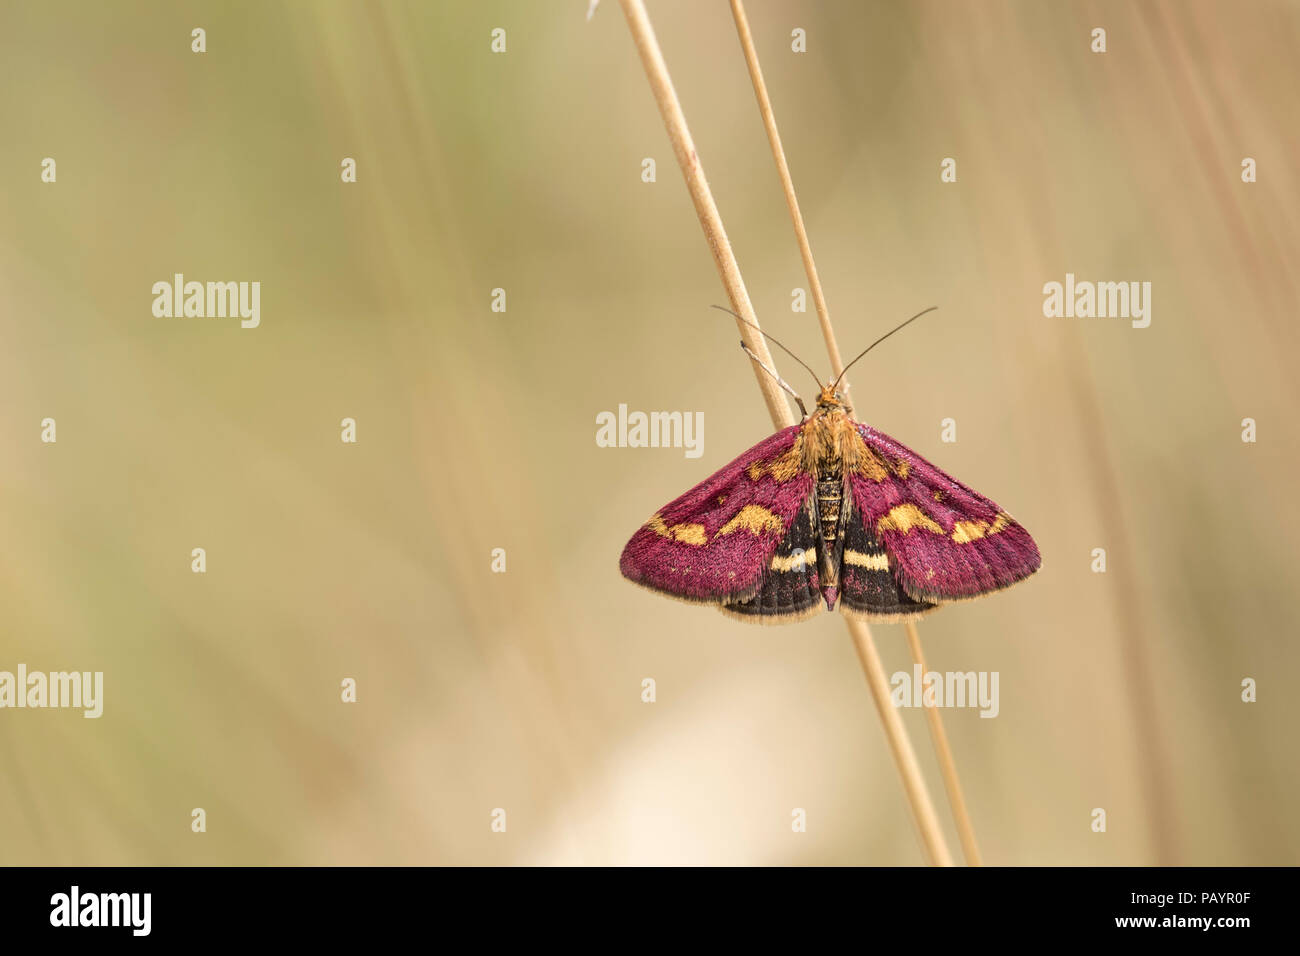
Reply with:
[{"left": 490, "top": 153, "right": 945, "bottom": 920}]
[
  {"left": 728, "top": 0, "right": 852, "bottom": 411},
  {"left": 905, "top": 620, "right": 983, "bottom": 865},
  {"left": 849, "top": 619, "right": 953, "bottom": 865},
  {"left": 618, "top": 0, "right": 953, "bottom": 866},
  {"left": 731, "top": 0, "right": 979, "bottom": 866},
  {"left": 618, "top": 0, "right": 793, "bottom": 429}
]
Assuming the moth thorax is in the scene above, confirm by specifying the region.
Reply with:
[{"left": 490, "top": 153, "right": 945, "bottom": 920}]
[{"left": 805, "top": 410, "right": 858, "bottom": 479}]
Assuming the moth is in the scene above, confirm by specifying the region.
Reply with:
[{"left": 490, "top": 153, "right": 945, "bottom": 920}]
[{"left": 619, "top": 309, "right": 1041, "bottom": 623}]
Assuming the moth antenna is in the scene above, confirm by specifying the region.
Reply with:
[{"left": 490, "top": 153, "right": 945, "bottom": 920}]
[
  {"left": 739, "top": 342, "right": 808, "bottom": 420},
  {"left": 833, "top": 306, "right": 939, "bottom": 390},
  {"left": 711, "top": 304, "right": 823, "bottom": 390}
]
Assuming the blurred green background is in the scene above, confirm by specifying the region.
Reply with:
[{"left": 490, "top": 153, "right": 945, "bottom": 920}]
[{"left": 1, "top": 0, "right": 1297, "bottom": 865}]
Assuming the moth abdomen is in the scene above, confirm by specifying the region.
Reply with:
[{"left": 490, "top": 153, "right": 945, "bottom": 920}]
[{"left": 815, "top": 478, "right": 843, "bottom": 546}]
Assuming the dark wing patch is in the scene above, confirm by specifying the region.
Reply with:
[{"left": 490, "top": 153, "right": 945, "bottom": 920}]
[
  {"left": 838, "top": 494, "right": 937, "bottom": 621},
  {"left": 721, "top": 495, "right": 824, "bottom": 624}
]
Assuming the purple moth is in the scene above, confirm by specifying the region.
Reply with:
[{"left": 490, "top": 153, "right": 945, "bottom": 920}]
[{"left": 619, "top": 308, "right": 1041, "bottom": 623}]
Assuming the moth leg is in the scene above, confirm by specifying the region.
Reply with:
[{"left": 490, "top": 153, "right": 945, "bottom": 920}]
[{"left": 739, "top": 342, "right": 808, "bottom": 420}]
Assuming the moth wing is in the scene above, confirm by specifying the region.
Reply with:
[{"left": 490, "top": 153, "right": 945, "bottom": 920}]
[
  {"left": 620, "top": 424, "right": 815, "bottom": 606},
  {"left": 719, "top": 495, "right": 824, "bottom": 623},
  {"left": 838, "top": 491, "right": 937, "bottom": 621},
  {"left": 847, "top": 424, "right": 1041, "bottom": 603}
]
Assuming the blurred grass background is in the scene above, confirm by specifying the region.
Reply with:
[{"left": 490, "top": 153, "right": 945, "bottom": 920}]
[{"left": 1, "top": 0, "right": 1297, "bottom": 865}]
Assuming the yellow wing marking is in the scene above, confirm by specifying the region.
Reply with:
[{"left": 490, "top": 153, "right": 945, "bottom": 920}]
[
  {"left": 876, "top": 503, "right": 944, "bottom": 536},
  {"left": 767, "top": 438, "right": 805, "bottom": 483},
  {"left": 717, "top": 504, "right": 785, "bottom": 537},
  {"left": 745, "top": 435, "right": 805, "bottom": 484},
  {"left": 951, "top": 512, "right": 1012, "bottom": 544},
  {"left": 770, "top": 548, "right": 816, "bottom": 572},
  {"left": 877, "top": 505, "right": 1013, "bottom": 542},
  {"left": 844, "top": 549, "right": 890, "bottom": 571},
  {"left": 646, "top": 514, "right": 708, "bottom": 546}
]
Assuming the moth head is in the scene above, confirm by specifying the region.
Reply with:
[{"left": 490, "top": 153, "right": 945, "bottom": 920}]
[{"left": 816, "top": 384, "right": 845, "bottom": 409}]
